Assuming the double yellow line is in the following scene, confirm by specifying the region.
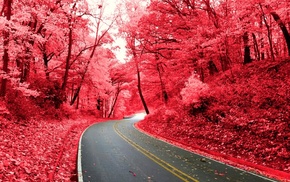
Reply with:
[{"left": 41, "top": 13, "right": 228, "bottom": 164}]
[{"left": 113, "top": 121, "right": 199, "bottom": 182}]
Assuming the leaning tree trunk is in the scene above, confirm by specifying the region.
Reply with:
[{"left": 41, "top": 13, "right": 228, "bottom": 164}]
[
  {"left": 70, "top": 60, "right": 90, "bottom": 106},
  {"left": 271, "top": 12, "right": 290, "bottom": 56},
  {"left": 136, "top": 59, "right": 149, "bottom": 114},
  {"left": 70, "top": 9, "right": 112, "bottom": 106},
  {"left": 108, "top": 88, "right": 120, "bottom": 118}
]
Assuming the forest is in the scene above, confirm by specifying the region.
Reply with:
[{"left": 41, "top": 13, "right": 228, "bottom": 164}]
[{"left": 0, "top": 0, "right": 289, "bottom": 181}]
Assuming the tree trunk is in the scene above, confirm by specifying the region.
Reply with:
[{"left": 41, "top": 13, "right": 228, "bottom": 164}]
[
  {"left": 70, "top": 6, "right": 110, "bottom": 105},
  {"left": 243, "top": 32, "right": 252, "bottom": 64},
  {"left": 156, "top": 63, "right": 168, "bottom": 103},
  {"left": 208, "top": 60, "right": 219, "bottom": 75},
  {"left": 259, "top": 16, "right": 265, "bottom": 60},
  {"left": 221, "top": 37, "right": 231, "bottom": 71},
  {"left": 220, "top": 55, "right": 231, "bottom": 72},
  {"left": 70, "top": 59, "right": 90, "bottom": 105},
  {"left": 20, "top": 60, "right": 30, "bottom": 83},
  {"left": 70, "top": 86, "right": 81, "bottom": 105},
  {"left": 42, "top": 49, "right": 54, "bottom": 80},
  {"left": 61, "top": 25, "right": 73, "bottom": 91},
  {"left": 199, "top": 67, "right": 205, "bottom": 82},
  {"left": 259, "top": 4, "right": 275, "bottom": 61},
  {"left": 136, "top": 59, "right": 150, "bottom": 114},
  {"left": 108, "top": 89, "right": 120, "bottom": 118},
  {"left": 0, "top": 0, "right": 12, "bottom": 97},
  {"left": 261, "top": 37, "right": 265, "bottom": 60},
  {"left": 0, "top": 31, "right": 9, "bottom": 97},
  {"left": 264, "top": 19, "right": 275, "bottom": 61},
  {"left": 252, "top": 33, "right": 260, "bottom": 60},
  {"left": 44, "top": 55, "right": 50, "bottom": 80},
  {"left": 76, "top": 94, "right": 80, "bottom": 109},
  {"left": 271, "top": 12, "right": 290, "bottom": 56}
]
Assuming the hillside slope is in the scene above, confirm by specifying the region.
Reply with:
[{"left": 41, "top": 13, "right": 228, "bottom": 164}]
[{"left": 137, "top": 58, "right": 290, "bottom": 181}]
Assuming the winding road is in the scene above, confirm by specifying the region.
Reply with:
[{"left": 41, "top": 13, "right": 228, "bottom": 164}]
[{"left": 78, "top": 117, "right": 277, "bottom": 182}]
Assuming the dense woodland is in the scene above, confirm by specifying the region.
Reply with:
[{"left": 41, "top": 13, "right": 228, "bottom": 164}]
[{"left": 0, "top": 0, "right": 290, "bottom": 181}]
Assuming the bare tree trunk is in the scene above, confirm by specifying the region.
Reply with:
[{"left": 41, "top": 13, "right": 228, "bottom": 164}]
[
  {"left": 156, "top": 62, "right": 168, "bottom": 103},
  {"left": 271, "top": 12, "right": 290, "bottom": 56},
  {"left": 0, "top": 0, "right": 12, "bottom": 97},
  {"left": 261, "top": 37, "right": 265, "bottom": 60},
  {"left": 264, "top": 19, "right": 275, "bottom": 61},
  {"left": 252, "top": 33, "right": 260, "bottom": 60},
  {"left": 61, "top": 24, "right": 73, "bottom": 91},
  {"left": 136, "top": 58, "right": 150, "bottom": 114},
  {"left": 204, "top": 0, "right": 219, "bottom": 28},
  {"left": 69, "top": 5, "right": 114, "bottom": 106},
  {"left": 184, "top": 0, "right": 195, "bottom": 9},
  {"left": 39, "top": 42, "right": 55, "bottom": 80},
  {"left": 108, "top": 89, "right": 120, "bottom": 118},
  {"left": 70, "top": 58, "right": 90, "bottom": 105},
  {"left": 259, "top": 16, "right": 265, "bottom": 60},
  {"left": 259, "top": 4, "right": 275, "bottom": 61},
  {"left": 70, "top": 86, "right": 81, "bottom": 105}
]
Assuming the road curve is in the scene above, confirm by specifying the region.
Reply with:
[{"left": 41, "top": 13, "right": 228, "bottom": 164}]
[{"left": 78, "top": 117, "right": 277, "bottom": 182}]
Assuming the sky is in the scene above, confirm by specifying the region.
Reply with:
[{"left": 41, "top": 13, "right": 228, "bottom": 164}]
[{"left": 88, "top": 0, "right": 128, "bottom": 63}]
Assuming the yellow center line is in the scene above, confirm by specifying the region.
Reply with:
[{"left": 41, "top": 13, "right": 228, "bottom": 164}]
[{"left": 113, "top": 121, "right": 199, "bottom": 182}]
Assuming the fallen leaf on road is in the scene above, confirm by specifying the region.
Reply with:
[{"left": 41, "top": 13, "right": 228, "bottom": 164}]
[{"left": 129, "top": 170, "right": 136, "bottom": 176}]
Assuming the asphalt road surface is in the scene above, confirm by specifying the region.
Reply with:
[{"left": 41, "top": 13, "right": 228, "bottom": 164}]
[{"left": 78, "top": 117, "right": 277, "bottom": 182}]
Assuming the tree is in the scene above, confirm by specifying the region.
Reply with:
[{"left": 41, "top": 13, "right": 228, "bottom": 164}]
[
  {"left": 270, "top": 12, "right": 290, "bottom": 56},
  {"left": 119, "top": 0, "right": 150, "bottom": 114},
  {"left": 0, "top": 0, "right": 12, "bottom": 97},
  {"left": 259, "top": 4, "right": 275, "bottom": 61},
  {"left": 83, "top": 47, "right": 115, "bottom": 116},
  {"left": 107, "top": 64, "right": 130, "bottom": 118},
  {"left": 243, "top": 32, "right": 252, "bottom": 64},
  {"left": 132, "top": 38, "right": 150, "bottom": 114},
  {"left": 69, "top": 2, "right": 117, "bottom": 106},
  {"left": 61, "top": 1, "right": 81, "bottom": 91}
]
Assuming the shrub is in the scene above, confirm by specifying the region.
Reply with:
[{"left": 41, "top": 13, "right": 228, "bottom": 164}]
[
  {"left": 6, "top": 89, "right": 39, "bottom": 121},
  {"left": 180, "top": 73, "right": 210, "bottom": 106},
  {"left": 29, "top": 78, "right": 66, "bottom": 109}
]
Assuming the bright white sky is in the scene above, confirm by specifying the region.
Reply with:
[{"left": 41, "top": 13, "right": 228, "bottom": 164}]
[{"left": 87, "top": 0, "right": 128, "bottom": 62}]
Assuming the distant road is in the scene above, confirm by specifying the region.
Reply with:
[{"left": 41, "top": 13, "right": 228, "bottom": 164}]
[{"left": 78, "top": 117, "right": 277, "bottom": 182}]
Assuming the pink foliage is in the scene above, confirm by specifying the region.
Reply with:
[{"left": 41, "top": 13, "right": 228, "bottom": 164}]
[
  {"left": 180, "top": 74, "right": 209, "bottom": 106},
  {"left": 0, "top": 111, "right": 103, "bottom": 181},
  {"left": 1, "top": 0, "right": 290, "bottom": 181},
  {"left": 137, "top": 59, "right": 290, "bottom": 181}
]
